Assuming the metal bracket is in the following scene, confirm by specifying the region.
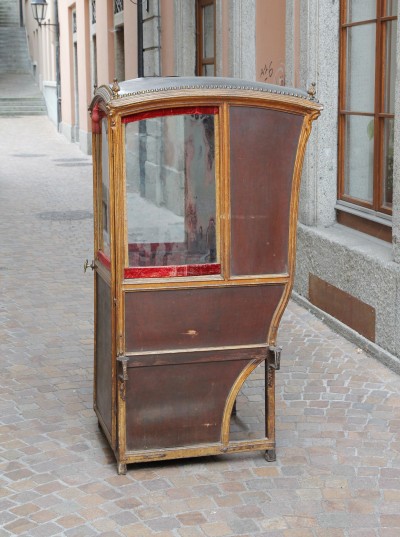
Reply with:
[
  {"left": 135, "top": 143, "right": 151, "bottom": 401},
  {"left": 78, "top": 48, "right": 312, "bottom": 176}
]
[
  {"left": 117, "top": 355, "right": 129, "bottom": 381},
  {"left": 117, "top": 355, "right": 129, "bottom": 402},
  {"left": 268, "top": 345, "right": 282, "bottom": 371},
  {"left": 83, "top": 259, "right": 96, "bottom": 273},
  {"left": 119, "top": 380, "right": 126, "bottom": 402}
]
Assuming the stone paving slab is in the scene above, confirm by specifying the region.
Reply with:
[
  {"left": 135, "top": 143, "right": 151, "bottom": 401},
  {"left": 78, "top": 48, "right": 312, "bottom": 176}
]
[{"left": 1, "top": 116, "right": 400, "bottom": 536}]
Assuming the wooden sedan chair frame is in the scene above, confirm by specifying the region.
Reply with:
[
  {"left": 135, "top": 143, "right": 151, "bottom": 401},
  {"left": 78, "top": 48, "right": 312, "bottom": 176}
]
[{"left": 88, "top": 77, "right": 322, "bottom": 474}]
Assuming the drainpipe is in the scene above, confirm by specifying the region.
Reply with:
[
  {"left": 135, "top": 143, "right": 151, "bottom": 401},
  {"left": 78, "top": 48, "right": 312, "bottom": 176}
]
[
  {"left": 54, "top": 0, "right": 62, "bottom": 130},
  {"left": 19, "top": 0, "right": 23, "bottom": 26},
  {"left": 157, "top": 0, "right": 161, "bottom": 75},
  {"left": 137, "top": 0, "right": 144, "bottom": 77}
]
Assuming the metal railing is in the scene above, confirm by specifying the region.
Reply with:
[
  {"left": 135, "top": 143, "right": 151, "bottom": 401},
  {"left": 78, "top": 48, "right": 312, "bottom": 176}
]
[
  {"left": 114, "top": 0, "right": 124, "bottom": 14},
  {"left": 91, "top": 0, "right": 96, "bottom": 24}
]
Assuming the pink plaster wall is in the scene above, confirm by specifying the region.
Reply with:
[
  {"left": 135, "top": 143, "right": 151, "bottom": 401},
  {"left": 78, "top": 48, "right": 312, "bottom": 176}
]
[
  {"left": 23, "top": 0, "right": 56, "bottom": 83},
  {"left": 59, "top": 1, "right": 75, "bottom": 126},
  {"left": 160, "top": 0, "right": 175, "bottom": 76},
  {"left": 124, "top": 1, "right": 138, "bottom": 79},
  {"left": 293, "top": 0, "right": 301, "bottom": 87},
  {"left": 256, "top": 0, "right": 286, "bottom": 86},
  {"left": 75, "top": 1, "right": 91, "bottom": 132},
  {"left": 96, "top": 0, "right": 115, "bottom": 85}
]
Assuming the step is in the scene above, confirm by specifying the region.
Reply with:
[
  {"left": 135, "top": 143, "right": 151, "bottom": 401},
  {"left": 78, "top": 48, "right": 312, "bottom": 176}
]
[
  {"left": 0, "top": 22, "right": 35, "bottom": 76},
  {"left": 0, "top": 3, "right": 19, "bottom": 25},
  {"left": 0, "top": 59, "right": 30, "bottom": 63},
  {"left": 0, "top": 111, "right": 48, "bottom": 116},
  {"left": 0, "top": 29, "right": 24, "bottom": 36},
  {"left": 0, "top": 99, "right": 47, "bottom": 111},
  {"left": 1, "top": 97, "right": 46, "bottom": 102},
  {"left": 0, "top": 106, "right": 47, "bottom": 110},
  {"left": 0, "top": 108, "right": 47, "bottom": 116},
  {"left": 0, "top": 36, "right": 27, "bottom": 41},
  {"left": 0, "top": 105, "right": 47, "bottom": 110},
  {"left": 0, "top": 104, "right": 47, "bottom": 110},
  {"left": 0, "top": 68, "right": 32, "bottom": 74}
]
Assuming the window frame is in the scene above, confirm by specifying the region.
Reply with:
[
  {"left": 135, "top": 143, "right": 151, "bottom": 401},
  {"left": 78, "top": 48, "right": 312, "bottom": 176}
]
[
  {"left": 122, "top": 106, "right": 222, "bottom": 280},
  {"left": 196, "top": 0, "right": 216, "bottom": 76},
  {"left": 338, "top": 0, "right": 397, "bottom": 220}
]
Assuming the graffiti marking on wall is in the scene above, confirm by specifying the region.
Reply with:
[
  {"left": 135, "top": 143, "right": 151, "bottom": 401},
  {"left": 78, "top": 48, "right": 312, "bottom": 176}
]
[
  {"left": 260, "top": 61, "right": 274, "bottom": 82},
  {"left": 260, "top": 60, "right": 285, "bottom": 86}
]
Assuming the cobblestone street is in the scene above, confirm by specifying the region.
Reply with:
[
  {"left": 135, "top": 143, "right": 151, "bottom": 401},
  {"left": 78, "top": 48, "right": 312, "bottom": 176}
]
[{"left": 1, "top": 115, "right": 400, "bottom": 537}]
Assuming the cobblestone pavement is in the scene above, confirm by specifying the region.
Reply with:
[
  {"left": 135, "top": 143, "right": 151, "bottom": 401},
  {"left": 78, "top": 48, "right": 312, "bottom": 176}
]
[{"left": 1, "top": 116, "right": 400, "bottom": 537}]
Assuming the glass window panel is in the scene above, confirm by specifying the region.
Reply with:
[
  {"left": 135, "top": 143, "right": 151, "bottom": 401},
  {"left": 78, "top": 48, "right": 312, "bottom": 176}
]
[
  {"left": 386, "top": 0, "right": 398, "bottom": 16},
  {"left": 101, "top": 119, "right": 111, "bottom": 258},
  {"left": 125, "top": 113, "right": 217, "bottom": 268},
  {"left": 344, "top": 115, "right": 374, "bottom": 203},
  {"left": 384, "top": 20, "right": 397, "bottom": 113},
  {"left": 202, "top": 4, "right": 214, "bottom": 59},
  {"left": 347, "top": 0, "right": 376, "bottom": 23},
  {"left": 203, "top": 63, "right": 215, "bottom": 76},
  {"left": 382, "top": 118, "right": 394, "bottom": 208},
  {"left": 346, "top": 24, "right": 376, "bottom": 112}
]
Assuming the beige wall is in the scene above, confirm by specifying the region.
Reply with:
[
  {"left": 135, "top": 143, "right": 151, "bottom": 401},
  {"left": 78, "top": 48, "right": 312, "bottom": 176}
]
[
  {"left": 292, "top": 0, "right": 300, "bottom": 87},
  {"left": 124, "top": 1, "right": 138, "bottom": 79},
  {"left": 96, "top": 0, "right": 114, "bottom": 86},
  {"left": 59, "top": 1, "right": 75, "bottom": 133},
  {"left": 76, "top": 0, "right": 91, "bottom": 134},
  {"left": 23, "top": 0, "right": 56, "bottom": 83},
  {"left": 160, "top": 0, "right": 174, "bottom": 76},
  {"left": 27, "top": 0, "right": 290, "bottom": 153},
  {"left": 57, "top": 0, "right": 139, "bottom": 151},
  {"left": 285, "top": 0, "right": 301, "bottom": 87},
  {"left": 256, "top": 0, "right": 286, "bottom": 85}
]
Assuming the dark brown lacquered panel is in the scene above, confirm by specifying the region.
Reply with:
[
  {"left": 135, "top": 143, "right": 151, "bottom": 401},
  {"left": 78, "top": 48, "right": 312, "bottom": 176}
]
[
  {"left": 229, "top": 106, "right": 303, "bottom": 276},
  {"left": 125, "top": 359, "right": 249, "bottom": 450},
  {"left": 125, "top": 284, "right": 285, "bottom": 352},
  {"left": 95, "top": 274, "right": 112, "bottom": 433}
]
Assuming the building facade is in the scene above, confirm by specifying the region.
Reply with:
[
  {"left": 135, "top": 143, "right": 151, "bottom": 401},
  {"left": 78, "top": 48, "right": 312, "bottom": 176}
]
[{"left": 24, "top": 0, "right": 400, "bottom": 366}]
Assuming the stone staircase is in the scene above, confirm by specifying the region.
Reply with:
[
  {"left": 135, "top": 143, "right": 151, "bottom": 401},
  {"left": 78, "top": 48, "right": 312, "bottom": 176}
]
[
  {"left": 0, "top": 0, "right": 47, "bottom": 116},
  {"left": 0, "top": 0, "right": 19, "bottom": 26},
  {"left": 0, "top": 27, "right": 32, "bottom": 74},
  {"left": 0, "top": 95, "right": 48, "bottom": 116}
]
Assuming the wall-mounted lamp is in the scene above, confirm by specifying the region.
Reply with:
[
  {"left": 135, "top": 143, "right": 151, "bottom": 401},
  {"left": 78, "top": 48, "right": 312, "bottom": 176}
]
[{"left": 31, "top": 0, "right": 58, "bottom": 27}]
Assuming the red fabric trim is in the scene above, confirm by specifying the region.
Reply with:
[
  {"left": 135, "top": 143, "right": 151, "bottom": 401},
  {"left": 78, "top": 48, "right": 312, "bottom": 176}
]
[
  {"left": 91, "top": 103, "right": 104, "bottom": 134},
  {"left": 124, "top": 263, "right": 220, "bottom": 279},
  {"left": 122, "top": 106, "right": 219, "bottom": 124},
  {"left": 97, "top": 251, "right": 111, "bottom": 270}
]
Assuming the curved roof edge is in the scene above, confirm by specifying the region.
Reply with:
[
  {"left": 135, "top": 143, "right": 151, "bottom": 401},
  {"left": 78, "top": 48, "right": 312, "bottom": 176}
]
[{"left": 89, "top": 76, "right": 322, "bottom": 111}]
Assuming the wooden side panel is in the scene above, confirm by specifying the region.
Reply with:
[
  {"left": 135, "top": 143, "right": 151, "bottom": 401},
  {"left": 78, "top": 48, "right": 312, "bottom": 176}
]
[
  {"left": 125, "top": 359, "right": 250, "bottom": 450},
  {"left": 229, "top": 106, "right": 303, "bottom": 276},
  {"left": 95, "top": 274, "right": 113, "bottom": 433},
  {"left": 125, "top": 284, "right": 285, "bottom": 352}
]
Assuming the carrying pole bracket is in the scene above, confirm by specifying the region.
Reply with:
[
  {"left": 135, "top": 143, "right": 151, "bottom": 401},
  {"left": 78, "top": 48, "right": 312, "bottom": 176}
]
[{"left": 268, "top": 345, "right": 282, "bottom": 371}]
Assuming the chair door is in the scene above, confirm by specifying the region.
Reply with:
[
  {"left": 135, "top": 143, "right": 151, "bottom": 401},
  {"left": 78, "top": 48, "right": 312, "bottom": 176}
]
[{"left": 93, "top": 116, "right": 115, "bottom": 448}]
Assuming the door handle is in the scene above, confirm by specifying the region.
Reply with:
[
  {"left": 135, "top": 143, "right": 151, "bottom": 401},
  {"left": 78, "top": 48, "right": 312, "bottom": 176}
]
[{"left": 84, "top": 259, "right": 96, "bottom": 273}]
